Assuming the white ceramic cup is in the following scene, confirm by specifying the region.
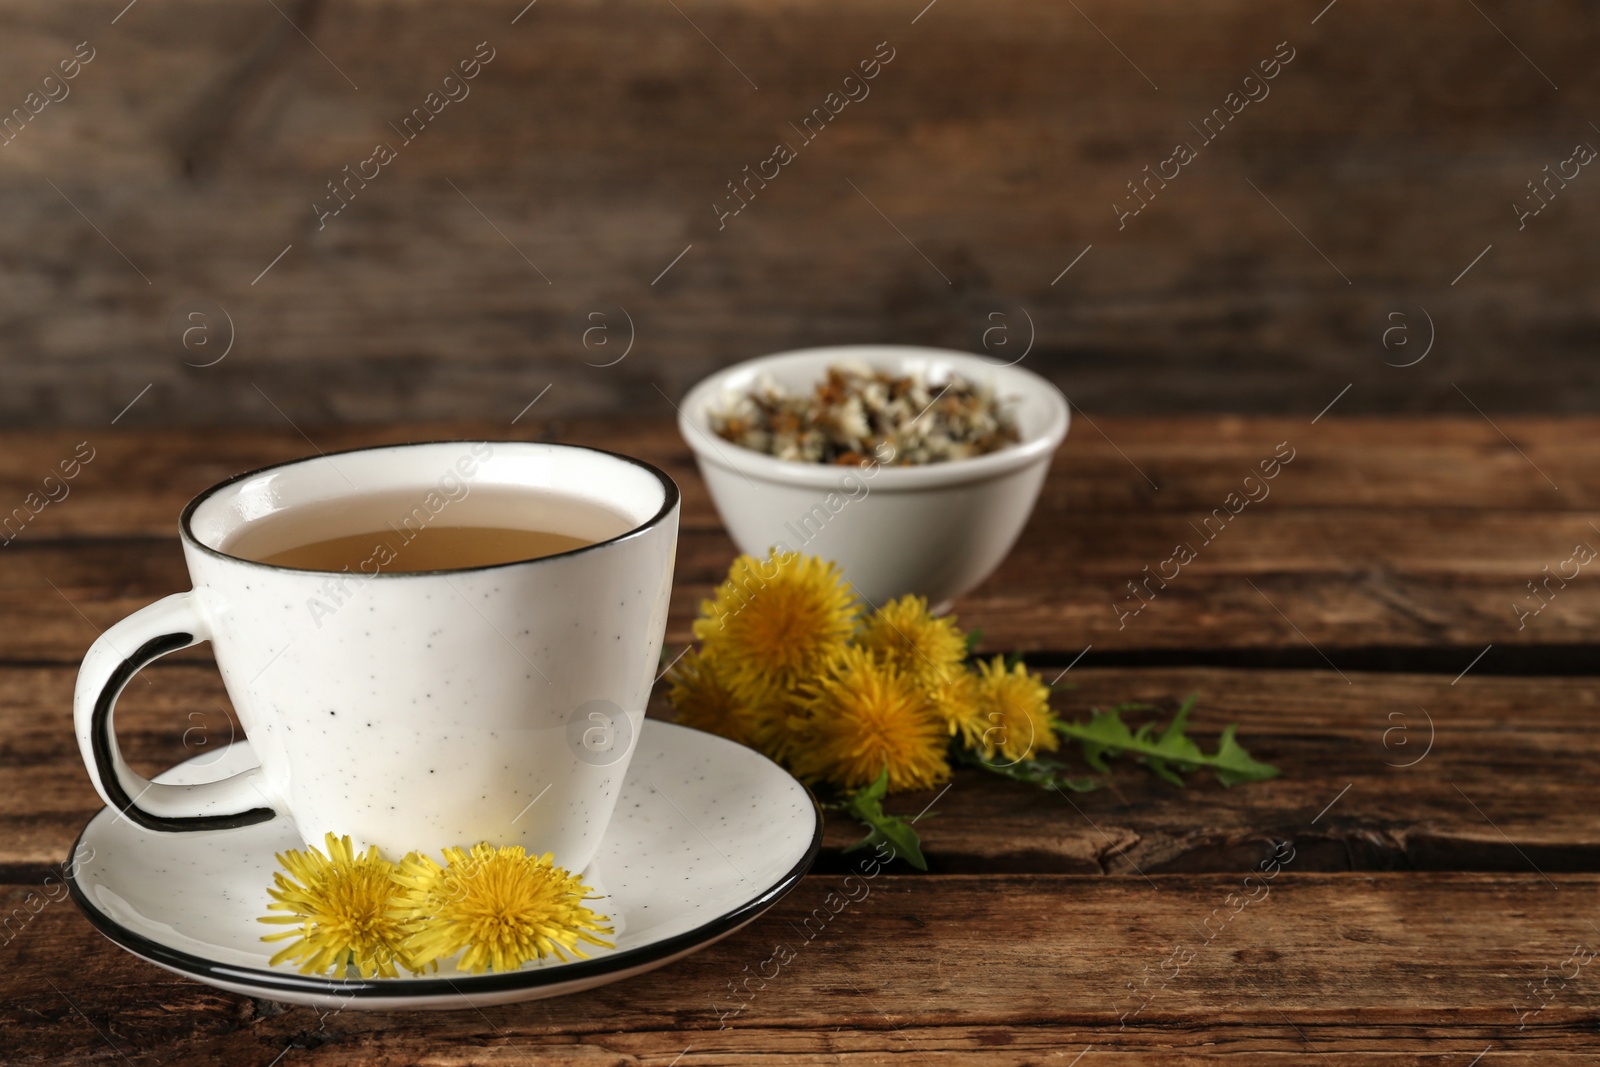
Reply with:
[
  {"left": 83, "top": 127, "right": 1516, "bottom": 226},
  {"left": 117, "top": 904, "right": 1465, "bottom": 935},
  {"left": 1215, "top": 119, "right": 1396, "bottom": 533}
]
[{"left": 72, "top": 441, "right": 680, "bottom": 873}]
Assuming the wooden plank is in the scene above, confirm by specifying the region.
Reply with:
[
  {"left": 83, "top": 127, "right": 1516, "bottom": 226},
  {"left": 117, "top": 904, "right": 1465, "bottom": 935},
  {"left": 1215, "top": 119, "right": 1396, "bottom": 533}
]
[
  {"left": 4, "top": 666, "right": 1595, "bottom": 875},
  {"left": 3, "top": 419, "right": 1600, "bottom": 661},
  {"left": 11, "top": 516, "right": 1600, "bottom": 660},
  {"left": 3, "top": 873, "right": 1597, "bottom": 1062},
  {"left": 1, "top": 418, "right": 1595, "bottom": 538},
  {"left": 0, "top": 4, "right": 1597, "bottom": 425}
]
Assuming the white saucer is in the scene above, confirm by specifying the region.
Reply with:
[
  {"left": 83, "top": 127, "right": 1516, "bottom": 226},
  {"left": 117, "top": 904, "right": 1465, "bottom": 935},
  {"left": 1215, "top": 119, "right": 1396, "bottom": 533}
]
[{"left": 67, "top": 720, "right": 820, "bottom": 1010}]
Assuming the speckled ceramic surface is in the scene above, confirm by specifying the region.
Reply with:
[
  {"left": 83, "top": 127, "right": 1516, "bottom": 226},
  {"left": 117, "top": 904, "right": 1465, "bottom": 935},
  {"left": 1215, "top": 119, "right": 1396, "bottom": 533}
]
[
  {"left": 67, "top": 720, "right": 821, "bottom": 1010},
  {"left": 678, "top": 346, "right": 1069, "bottom": 609},
  {"left": 72, "top": 442, "right": 680, "bottom": 874}
]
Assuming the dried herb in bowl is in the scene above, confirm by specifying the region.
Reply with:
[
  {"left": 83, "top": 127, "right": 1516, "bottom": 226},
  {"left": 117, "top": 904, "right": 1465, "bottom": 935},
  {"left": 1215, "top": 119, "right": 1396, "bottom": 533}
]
[{"left": 709, "top": 362, "right": 1021, "bottom": 465}]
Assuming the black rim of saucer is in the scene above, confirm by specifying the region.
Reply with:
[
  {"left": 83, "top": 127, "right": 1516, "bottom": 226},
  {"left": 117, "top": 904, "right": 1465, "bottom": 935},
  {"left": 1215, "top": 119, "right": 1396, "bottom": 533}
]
[{"left": 65, "top": 725, "right": 822, "bottom": 1000}]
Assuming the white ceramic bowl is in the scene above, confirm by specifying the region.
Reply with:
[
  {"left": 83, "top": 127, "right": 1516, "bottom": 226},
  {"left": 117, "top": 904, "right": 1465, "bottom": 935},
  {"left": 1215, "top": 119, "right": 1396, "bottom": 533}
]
[{"left": 677, "top": 345, "right": 1070, "bottom": 610}]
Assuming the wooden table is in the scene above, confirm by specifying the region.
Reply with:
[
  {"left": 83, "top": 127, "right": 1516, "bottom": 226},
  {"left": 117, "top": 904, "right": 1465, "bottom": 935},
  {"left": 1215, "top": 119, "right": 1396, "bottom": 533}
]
[{"left": 4, "top": 416, "right": 1597, "bottom": 1063}]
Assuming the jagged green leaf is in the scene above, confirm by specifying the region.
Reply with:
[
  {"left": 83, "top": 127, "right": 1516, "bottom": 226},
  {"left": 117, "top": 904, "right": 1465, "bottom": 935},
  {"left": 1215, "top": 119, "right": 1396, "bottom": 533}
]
[
  {"left": 838, "top": 766, "right": 929, "bottom": 870},
  {"left": 1211, "top": 724, "right": 1283, "bottom": 785},
  {"left": 1072, "top": 706, "right": 1144, "bottom": 773},
  {"left": 1053, "top": 696, "right": 1279, "bottom": 787}
]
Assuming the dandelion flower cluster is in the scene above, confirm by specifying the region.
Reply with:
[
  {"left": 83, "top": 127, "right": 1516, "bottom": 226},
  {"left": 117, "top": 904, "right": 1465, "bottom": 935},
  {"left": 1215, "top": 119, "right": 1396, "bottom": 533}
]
[
  {"left": 394, "top": 844, "right": 613, "bottom": 974},
  {"left": 665, "top": 647, "right": 761, "bottom": 748},
  {"left": 259, "top": 833, "right": 417, "bottom": 978},
  {"left": 259, "top": 838, "right": 612, "bottom": 978},
  {"left": 969, "top": 656, "right": 1062, "bottom": 765},
  {"left": 692, "top": 551, "right": 858, "bottom": 701},
  {"left": 789, "top": 646, "right": 950, "bottom": 793},
  {"left": 667, "top": 551, "right": 1061, "bottom": 795},
  {"left": 855, "top": 595, "right": 967, "bottom": 690}
]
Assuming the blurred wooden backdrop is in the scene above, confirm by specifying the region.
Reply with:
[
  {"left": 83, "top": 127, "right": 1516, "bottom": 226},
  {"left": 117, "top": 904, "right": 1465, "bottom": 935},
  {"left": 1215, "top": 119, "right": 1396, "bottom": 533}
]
[{"left": 1, "top": 0, "right": 1596, "bottom": 427}]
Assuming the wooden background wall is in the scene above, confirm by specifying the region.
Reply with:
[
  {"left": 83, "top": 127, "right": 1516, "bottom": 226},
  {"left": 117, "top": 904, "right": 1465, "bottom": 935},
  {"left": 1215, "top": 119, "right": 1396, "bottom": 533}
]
[{"left": 1, "top": 0, "right": 1596, "bottom": 427}]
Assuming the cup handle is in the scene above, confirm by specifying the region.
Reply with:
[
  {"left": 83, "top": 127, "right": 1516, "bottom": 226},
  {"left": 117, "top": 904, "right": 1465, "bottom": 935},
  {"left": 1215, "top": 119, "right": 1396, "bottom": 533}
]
[{"left": 73, "top": 591, "right": 277, "bottom": 832}]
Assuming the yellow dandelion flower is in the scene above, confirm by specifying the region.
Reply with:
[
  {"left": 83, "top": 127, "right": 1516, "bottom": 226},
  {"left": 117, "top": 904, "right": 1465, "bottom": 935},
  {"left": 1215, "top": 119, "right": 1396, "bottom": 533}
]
[
  {"left": 666, "top": 646, "right": 804, "bottom": 763},
  {"left": 968, "top": 656, "right": 1061, "bottom": 764},
  {"left": 258, "top": 833, "right": 421, "bottom": 978},
  {"left": 789, "top": 646, "right": 951, "bottom": 793},
  {"left": 929, "top": 665, "right": 985, "bottom": 745},
  {"left": 746, "top": 689, "right": 814, "bottom": 768},
  {"left": 666, "top": 647, "right": 762, "bottom": 747},
  {"left": 394, "top": 844, "right": 613, "bottom": 974},
  {"left": 693, "top": 552, "right": 858, "bottom": 699},
  {"left": 856, "top": 595, "right": 968, "bottom": 690}
]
